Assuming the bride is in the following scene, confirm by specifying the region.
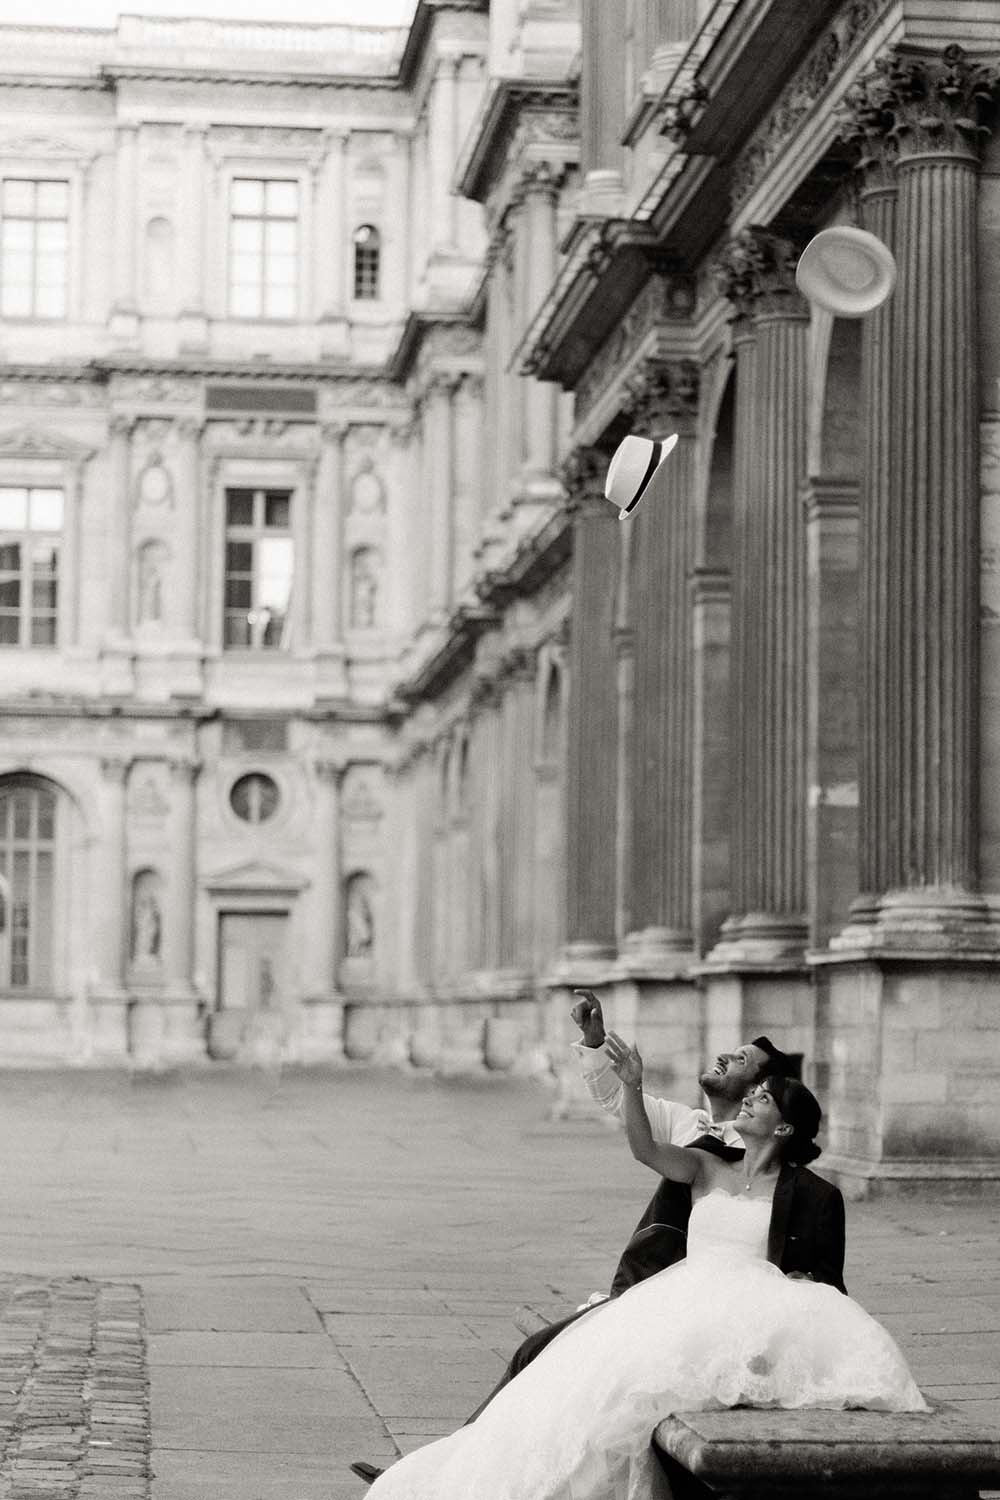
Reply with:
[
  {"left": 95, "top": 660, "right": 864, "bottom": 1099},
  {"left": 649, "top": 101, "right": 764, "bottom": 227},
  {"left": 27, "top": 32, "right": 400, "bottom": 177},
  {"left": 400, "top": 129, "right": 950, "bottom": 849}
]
[{"left": 365, "top": 1035, "right": 927, "bottom": 1500}]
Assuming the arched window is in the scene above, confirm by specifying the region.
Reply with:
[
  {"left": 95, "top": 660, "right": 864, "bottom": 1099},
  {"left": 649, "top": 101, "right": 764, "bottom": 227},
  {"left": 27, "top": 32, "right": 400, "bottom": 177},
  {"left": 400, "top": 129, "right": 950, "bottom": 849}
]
[
  {"left": 353, "top": 224, "right": 381, "bottom": 301},
  {"left": 0, "top": 776, "right": 56, "bottom": 990}
]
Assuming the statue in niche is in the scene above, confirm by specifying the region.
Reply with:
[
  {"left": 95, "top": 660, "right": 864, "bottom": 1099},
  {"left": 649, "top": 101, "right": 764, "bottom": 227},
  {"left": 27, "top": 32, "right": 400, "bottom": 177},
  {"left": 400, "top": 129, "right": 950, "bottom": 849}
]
[
  {"left": 346, "top": 877, "right": 374, "bottom": 960},
  {"left": 137, "top": 542, "right": 167, "bottom": 625},
  {"left": 350, "top": 458, "right": 383, "bottom": 515},
  {"left": 131, "top": 883, "right": 162, "bottom": 965},
  {"left": 349, "top": 547, "right": 379, "bottom": 630}
]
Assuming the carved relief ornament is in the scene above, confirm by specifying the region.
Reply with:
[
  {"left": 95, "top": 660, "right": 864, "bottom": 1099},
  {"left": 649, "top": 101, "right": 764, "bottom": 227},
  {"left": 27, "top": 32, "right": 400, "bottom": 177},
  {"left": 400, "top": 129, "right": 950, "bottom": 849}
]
[
  {"left": 574, "top": 274, "right": 697, "bottom": 423},
  {"left": 625, "top": 360, "right": 700, "bottom": 435},
  {"left": 869, "top": 44, "right": 999, "bottom": 164},
  {"left": 714, "top": 228, "right": 806, "bottom": 321}
]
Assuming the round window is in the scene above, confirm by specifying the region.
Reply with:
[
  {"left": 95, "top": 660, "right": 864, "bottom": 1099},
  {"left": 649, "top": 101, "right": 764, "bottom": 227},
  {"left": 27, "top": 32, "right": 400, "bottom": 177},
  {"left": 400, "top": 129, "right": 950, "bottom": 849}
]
[{"left": 230, "top": 772, "right": 279, "bottom": 824}]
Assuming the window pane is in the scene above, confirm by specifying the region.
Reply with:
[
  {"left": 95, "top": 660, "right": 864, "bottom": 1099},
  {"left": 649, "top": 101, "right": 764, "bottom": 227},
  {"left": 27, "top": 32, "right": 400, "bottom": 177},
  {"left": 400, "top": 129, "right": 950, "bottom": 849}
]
[
  {"left": 30, "top": 490, "right": 63, "bottom": 531},
  {"left": 31, "top": 578, "right": 57, "bottom": 612},
  {"left": 224, "top": 576, "right": 252, "bottom": 609},
  {"left": 264, "top": 220, "right": 296, "bottom": 257},
  {"left": 264, "top": 180, "right": 297, "bottom": 217},
  {"left": 0, "top": 614, "right": 19, "bottom": 645},
  {"left": 258, "top": 536, "right": 293, "bottom": 611},
  {"left": 2, "top": 180, "right": 34, "bottom": 214},
  {"left": 230, "top": 252, "right": 262, "bottom": 286},
  {"left": 30, "top": 615, "right": 56, "bottom": 647},
  {"left": 231, "top": 178, "right": 263, "bottom": 215},
  {"left": 12, "top": 792, "right": 30, "bottom": 840},
  {"left": 267, "top": 254, "right": 297, "bottom": 290},
  {"left": 225, "top": 490, "right": 255, "bottom": 528},
  {"left": 266, "top": 285, "right": 295, "bottom": 319},
  {"left": 2, "top": 221, "right": 32, "bottom": 251},
  {"left": 36, "top": 792, "right": 55, "bottom": 841},
  {"left": 229, "top": 284, "right": 260, "bottom": 318},
  {"left": 0, "top": 490, "right": 28, "bottom": 529},
  {"left": 230, "top": 219, "right": 262, "bottom": 254},
  {"left": 35, "top": 181, "right": 67, "bottom": 216},
  {"left": 35, "top": 253, "right": 66, "bottom": 288},
  {"left": 35, "top": 221, "right": 66, "bottom": 253},
  {"left": 0, "top": 578, "right": 19, "bottom": 608},
  {"left": 264, "top": 493, "right": 290, "bottom": 529},
  {"left": 34, "top": 286, "right": 65, "bottom": 318},
  {"left": 224, "top": 612, "right": 251, "bottom": 648}
]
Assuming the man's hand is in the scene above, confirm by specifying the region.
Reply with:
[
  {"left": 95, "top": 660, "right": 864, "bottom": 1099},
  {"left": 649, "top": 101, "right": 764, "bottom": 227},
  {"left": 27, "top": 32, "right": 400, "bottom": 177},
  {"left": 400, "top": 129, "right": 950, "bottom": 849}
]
[
  {"left": 605, "top": 1031, "right": 643, "bottom": 1089},
  {"left": 571, "top": 989, "right": 606, "bottom": 1048}
]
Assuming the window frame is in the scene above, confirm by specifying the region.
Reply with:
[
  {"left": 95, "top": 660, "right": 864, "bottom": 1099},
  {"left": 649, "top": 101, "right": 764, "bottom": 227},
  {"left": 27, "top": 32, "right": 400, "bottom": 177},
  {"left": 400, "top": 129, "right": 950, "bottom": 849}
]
[
  {"left": 225, "top": 172, "right": 304, "bottom": 323},
  {"left": 352, "top": 222, "right": 381, "bottom": 302},
  {"left": 222, "top": 484, "right": 295, "bottom": 653},
  {"left": 0, "top": 148, "right": 84, "bottom": 324},
  {"left": 0, "top": 777, "right": 57, "bottom": 994},
  {"left": 0, "top": 483, "right": 64, "bottom": 650}
]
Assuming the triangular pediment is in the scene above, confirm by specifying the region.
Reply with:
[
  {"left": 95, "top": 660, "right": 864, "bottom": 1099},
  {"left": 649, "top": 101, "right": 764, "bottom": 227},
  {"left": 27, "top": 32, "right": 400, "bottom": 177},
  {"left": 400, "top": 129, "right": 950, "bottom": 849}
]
[
  {"left": 202, "top": 859, "right": 310, "bottom": 893},
  {"left": 0, "top": 425, "right": 94, "bottom": 460}
]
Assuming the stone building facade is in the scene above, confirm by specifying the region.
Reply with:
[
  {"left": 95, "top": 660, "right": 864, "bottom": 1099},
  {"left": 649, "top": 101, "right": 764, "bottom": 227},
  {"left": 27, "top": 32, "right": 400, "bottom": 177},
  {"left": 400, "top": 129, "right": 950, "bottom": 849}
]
[{"left": 3, "top": 0, "right": 1000, "bottom": 1196}]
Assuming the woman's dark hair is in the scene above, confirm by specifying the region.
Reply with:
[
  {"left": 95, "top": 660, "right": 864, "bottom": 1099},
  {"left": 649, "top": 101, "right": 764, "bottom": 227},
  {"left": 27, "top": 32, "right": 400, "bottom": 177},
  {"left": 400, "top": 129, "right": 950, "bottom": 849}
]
[{"left": 763, "top": 1074, "right": 822, "bottom": 1165}]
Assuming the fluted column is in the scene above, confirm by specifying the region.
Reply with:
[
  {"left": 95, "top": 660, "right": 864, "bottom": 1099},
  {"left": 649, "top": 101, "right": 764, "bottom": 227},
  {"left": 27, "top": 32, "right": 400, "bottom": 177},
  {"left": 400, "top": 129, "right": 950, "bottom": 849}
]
[
  {"left": 581, "top": 0, "right": 625, "bottom": 190},
  {"left": 563, "top": 450, "right": 619, "bottom": 958},
  {"left": 94, "top": 757, "right": 129, "bottom": 994},
  {"left": 174, "top": 419, "right": 202, "bottom": 641},
  {"left": 315, "top": 422, "right": 346, "bottom": 647},
  {"left": 626, "top": 361, "right": 700, "bottom": 961},
  {"left": 498, "top": 652, "right": 537, "bottom": 972},
  {"left": 164, "top": 758, "right": 199, "bottom": 998},
  {"left": 107, "top": 416, "right": 132, "bottom": 638},
  {"left": 430, "top": 56, "right": 459, "bottom": 250},
  {"left": 840, "top": 46, "right": 999, "bottom": 946},
  {"left": 714, "top": 230, "right": 810, "bottom": 959}
]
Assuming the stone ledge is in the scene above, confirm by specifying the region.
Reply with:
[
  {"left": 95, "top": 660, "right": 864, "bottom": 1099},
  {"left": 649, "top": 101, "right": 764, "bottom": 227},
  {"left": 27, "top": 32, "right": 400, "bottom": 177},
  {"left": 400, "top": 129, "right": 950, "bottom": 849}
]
[{"left": 653, "top": 1406, "right": 1000, "bottom": 1499}]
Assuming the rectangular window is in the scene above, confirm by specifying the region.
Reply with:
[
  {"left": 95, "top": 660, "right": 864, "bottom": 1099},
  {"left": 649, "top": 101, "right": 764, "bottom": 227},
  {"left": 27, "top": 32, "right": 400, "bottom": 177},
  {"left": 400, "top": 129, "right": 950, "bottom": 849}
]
[
  {"left": 223, "top": 487, "right": 293, "bottom": 651},
  {"left": 229, "top": 178, "right": 299, "bottom": 320},
  {"left": 0, "top": 487, "right": 62, "bottom": 647},
  {"left": 0, "top": 179, "right": 69, "bottom": 320}
]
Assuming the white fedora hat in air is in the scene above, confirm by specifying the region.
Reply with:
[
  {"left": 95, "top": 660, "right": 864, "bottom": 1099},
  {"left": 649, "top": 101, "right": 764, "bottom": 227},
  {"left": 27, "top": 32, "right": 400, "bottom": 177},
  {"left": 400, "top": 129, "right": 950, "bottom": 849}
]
[
  {"left": 795, "top": 225, "right": 897, "bottom": 318},
  {"left": 604, "top": 432, "right": 679, "bottom": 520}
]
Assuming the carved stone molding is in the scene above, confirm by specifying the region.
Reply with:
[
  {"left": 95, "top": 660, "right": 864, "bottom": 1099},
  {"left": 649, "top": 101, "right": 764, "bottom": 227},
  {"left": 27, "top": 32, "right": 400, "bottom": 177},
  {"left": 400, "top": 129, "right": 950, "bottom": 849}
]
[
  {"left": 574, "top": 274, "right": 697, "bottom": 422},
  {"left": 730, "top": 0, "right": 885, "bottom": 207},
  {"left": 498, "top": 645, "right": 537, "bottom": 687},
  {"left": 519, "top": 158, "right": 564, "bottom": 201},
  {"left": 714, "top": 227, "right": 807, "bottom": 320},
  {"left": 660, "top": 81, "right": 708, "bottom": 143},
  {"left": 841, "top": 66, "right": 899, "bottom": 193},
  {"left": 559, "top": 446, "right": 608, "bottom": 509}
]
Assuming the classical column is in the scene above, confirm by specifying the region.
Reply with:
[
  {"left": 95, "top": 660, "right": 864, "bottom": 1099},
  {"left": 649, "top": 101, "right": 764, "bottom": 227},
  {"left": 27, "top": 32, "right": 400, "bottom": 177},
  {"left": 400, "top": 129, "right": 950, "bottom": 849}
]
[
  {"left": 562, "top": 450, "right": 619, "bottom": 960},
  {"left": 174, "top": 419, "right": 202, "bottom": 641},
  {"left": 714, "top": 229, "right": 810, "bottom": 959},
  {"left": 690, "top": 568, "right": 732, "bottom": 954},
  {"left": 626, "top": 361, "right": 700, "bottom": 961},
  {"left": 521, "top": 163, "right": 561, "bottom": 494},
  {"left": 424, "top": 375, "right": 454, "bottom": 620},
  {"left": 614, "top": 529, "right": 635, "bottom": 947},
  {"left": 473, "top": 677, "right": 503, "bottom": 972},
  {"left": 107, "top": 416, "right": 133, "bottom": 638},
  {"left": 164, "top": 759, "right": 199, "bottom": 998},
  {"left": 112, "top": 123, "right": 138, "bottom": 314},
  {"left": 430, "top": 56, "right": 459, "bottom": 249},
  {"left": 62, "top": 459, "right": 88, "bottom": 648},
  {"left": 452, "top": 375, "right": 482, "bottom": 598},
  {"left": 840, "top": 46, "right": 999, "bottom": 945},
  {"left": 94, "top": 757, "right": 129, "bottom": 995},
  {"left": 310, "top": 759, "right": 344, "bottom": 998},
  {"left": 581, "top": 0, "right": 625, "bottom": 191},
  {"left": 314, "top": 422, "right": 346, "bottom": 647},
  {"left": 180, "top": 125, "right": 206, "bottom": 318}
]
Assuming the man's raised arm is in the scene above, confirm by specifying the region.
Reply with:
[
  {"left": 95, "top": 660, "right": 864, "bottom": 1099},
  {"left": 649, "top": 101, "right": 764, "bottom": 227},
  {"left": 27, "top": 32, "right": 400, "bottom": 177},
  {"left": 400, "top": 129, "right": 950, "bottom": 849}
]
[{"left": 570, "top": 990, "right": 698, "bottom": 1146}]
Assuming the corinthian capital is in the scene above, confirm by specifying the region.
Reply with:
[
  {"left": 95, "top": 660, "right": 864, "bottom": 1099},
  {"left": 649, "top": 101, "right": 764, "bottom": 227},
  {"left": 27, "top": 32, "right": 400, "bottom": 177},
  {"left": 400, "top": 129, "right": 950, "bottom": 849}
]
[
  {"left": 559, "top": 446, "right": 608, "bottom": 510},
  {"left": 626, "top": 360, "right": 700, "bottom": 435},
  {"left": 841, "top": 68, "right": 899, "bottom": 192},
  {"left": 875, "top": 43, "right": 999, "bottom": 164},
  {"left": 714, "top": 227, "right": 806, "bottom": 320}
]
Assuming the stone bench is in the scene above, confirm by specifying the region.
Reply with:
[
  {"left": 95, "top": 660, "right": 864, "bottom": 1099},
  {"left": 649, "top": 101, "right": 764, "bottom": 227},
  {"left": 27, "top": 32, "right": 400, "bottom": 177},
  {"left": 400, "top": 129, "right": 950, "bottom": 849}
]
[{"left": 652, "top": 1406, "right": 1000, "bottom": 1500}]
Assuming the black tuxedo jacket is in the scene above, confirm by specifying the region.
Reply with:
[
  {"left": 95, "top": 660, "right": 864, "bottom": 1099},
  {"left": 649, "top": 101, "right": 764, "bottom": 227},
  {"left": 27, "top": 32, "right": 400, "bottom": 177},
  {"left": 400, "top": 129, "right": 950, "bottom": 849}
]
[{"left": 609, "top": 1136, "right": 847, "bottom": 1296}]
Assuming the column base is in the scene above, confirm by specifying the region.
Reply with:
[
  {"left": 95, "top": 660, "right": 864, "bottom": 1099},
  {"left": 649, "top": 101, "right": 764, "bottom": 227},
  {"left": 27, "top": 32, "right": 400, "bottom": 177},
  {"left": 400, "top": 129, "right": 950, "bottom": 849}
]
[
  {"left": 830, "top": 886, "right": 1000, "bottom": 958},
  {"left": 707, "top": 912, "right": 809, "bottom": 966},
  {"left": 552, "top": 941, "right": 618, "bottom": 982},
  {"left": 618, "top": 927, "right": 695, "bottom": 978}
]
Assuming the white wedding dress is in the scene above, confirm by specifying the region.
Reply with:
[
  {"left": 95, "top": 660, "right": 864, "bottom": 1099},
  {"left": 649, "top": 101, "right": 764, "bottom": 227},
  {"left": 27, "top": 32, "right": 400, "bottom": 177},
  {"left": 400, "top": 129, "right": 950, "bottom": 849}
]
[{"left": 368, "top": 1189, "right": 928, "bottom": 1500}]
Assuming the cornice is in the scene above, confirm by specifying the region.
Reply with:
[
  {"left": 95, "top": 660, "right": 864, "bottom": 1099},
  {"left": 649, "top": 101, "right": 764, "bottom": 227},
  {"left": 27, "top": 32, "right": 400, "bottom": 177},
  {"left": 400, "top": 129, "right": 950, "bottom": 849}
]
[
  {"left": 456, "top": 75, "right": 578, "bottom": 204},
  {"left": 96, "top": 355, "right": 384, "bottom": 385},
  {"left": 398, "top": 0, "right": 489, "bottom": 90},
  {"left": 395, "top": 602, "right": 498, "bottom": 705},
  {"left": 520, "top": 217, "right": 685, "bottom": 392},
  {"left": 386, "top": 310, "right": 480, "bottom": 385},
  {"left": 473, "top": 503, "right": 573, "bottom": 608},
  {"left": 100, "top": 64, "right": 399, "bottom": 90}
]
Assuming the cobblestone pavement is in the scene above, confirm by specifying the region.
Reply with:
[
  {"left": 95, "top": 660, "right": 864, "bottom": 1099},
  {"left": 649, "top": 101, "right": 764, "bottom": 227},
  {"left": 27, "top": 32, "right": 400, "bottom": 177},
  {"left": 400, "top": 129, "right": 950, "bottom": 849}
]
[{"left": 0, "top": 1065, "right": 993, "bottom": 1499}]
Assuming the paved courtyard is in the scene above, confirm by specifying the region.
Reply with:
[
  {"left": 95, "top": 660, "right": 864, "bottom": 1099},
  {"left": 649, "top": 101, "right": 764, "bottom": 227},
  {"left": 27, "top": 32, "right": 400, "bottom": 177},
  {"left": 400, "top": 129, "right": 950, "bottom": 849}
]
[{"left": 0, "top": 1063, "right": 994, "bottom": 1499}]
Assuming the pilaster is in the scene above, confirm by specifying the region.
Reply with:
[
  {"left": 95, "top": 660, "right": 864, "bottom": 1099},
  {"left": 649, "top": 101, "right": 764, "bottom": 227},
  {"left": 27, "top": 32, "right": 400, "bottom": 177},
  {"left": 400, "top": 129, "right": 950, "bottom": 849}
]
[
  {"left": 315, "top": 422, "right": 347, "bottom": 657},
  {"left": 107, "top": 416, "right": 133, "bottom": 640},
  {"left": 425, "top": 376, "right": 455, "bottom": 621},
  {"left": 174, "top": 419, "right": 202, "bottom": 642},
  {"left": 179, "top": 125, "right": 208, "bottom": 348},
  {"left": 163, "top": 758, "right": 200, "bottom": 1005},
  {"left": 93, "top": 757, "right": 129, "bottom": 999}
]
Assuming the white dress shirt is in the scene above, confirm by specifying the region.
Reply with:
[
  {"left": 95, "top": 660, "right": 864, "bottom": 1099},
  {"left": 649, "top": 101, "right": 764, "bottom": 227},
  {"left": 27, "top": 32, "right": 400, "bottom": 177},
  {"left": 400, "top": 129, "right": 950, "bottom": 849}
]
[{"left": 572, "top": 1039, "right": 744, "bottom": 1149}]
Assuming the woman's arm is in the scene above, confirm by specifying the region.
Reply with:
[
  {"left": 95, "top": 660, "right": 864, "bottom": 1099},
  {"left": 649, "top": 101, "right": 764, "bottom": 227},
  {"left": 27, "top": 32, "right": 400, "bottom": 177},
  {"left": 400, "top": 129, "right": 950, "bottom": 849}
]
[{"left": 606, "top": 1032, "right": 701, "bottom": 1185}]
